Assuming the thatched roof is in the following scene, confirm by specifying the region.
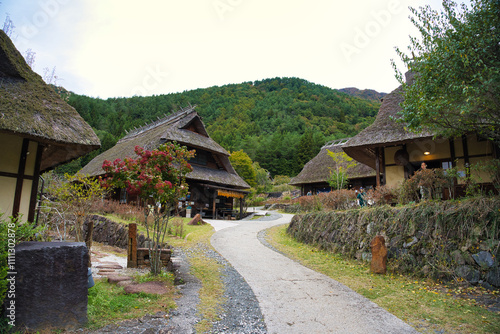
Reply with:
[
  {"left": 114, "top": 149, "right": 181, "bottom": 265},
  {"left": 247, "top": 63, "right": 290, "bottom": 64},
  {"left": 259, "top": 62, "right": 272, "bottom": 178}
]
[
  {"left": 289, "top": 139, "right": 375, "bottom": 186},
  {"left": 0, "top": 31, "right": 100, "bottom": 171},
  {"left": 342, "top": 77, "right": 433, "bottom": 169},
  {"left": 80, "top": 106, "right": 250, "bottom": 189}
]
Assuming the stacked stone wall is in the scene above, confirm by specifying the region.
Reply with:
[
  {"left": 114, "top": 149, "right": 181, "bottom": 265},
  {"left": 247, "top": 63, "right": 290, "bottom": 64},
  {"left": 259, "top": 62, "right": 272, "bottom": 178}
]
[
  {"left": 287, "top": 198, "right": 500, "bottom": 288},
  {"left": 82, "top": 215, "right": 152, "bottom": 249}
]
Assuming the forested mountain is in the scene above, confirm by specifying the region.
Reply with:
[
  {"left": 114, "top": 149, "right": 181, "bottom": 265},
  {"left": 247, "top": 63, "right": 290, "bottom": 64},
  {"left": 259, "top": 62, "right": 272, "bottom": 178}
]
[
  {"left": 338, "top": 87, "right": 386, "bottom": 103},
  {"left": 60, "top": 77, "right": 381, "bottom": 177}
]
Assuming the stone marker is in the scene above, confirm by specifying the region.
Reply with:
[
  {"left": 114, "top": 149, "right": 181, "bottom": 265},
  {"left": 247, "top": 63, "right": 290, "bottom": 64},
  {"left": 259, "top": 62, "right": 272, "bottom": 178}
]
[
  {"left": 370, "top": 235, "right": 387, "bottom": 274},
  {"left": 7, "top": 242, "right": 88, "bottom": 331},
  {"left": 188, "top": 213, "right": 206, "bottom": 225}
]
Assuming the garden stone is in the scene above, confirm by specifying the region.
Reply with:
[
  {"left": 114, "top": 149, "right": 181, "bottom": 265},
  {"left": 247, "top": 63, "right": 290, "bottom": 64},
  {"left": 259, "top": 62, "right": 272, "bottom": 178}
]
[
  {"left": 124, "top": 281, "right": 168, "bottom": 295},
  {"left": 188, "top": 213, "right": 206, "bottom": 225},
  {"left": 472, "top": 251, "right": 494, "bottom": 269},
  {"left": 366, "top": 222, "right": 374, "bottom": 235},
  {"left": 421, "top": 265, "right": 431, "bottom": 275},
  {"left": 419, "top": 248, "right": 429, "bottom": 255},
  {"left": 450, "top": 250, "right": 465, "bottom": 265},
  {"left": 463, "top": 252, "right": 475, "bottom": 266},
  {"left": 389, "top": 236, "right": 401, "bottom": 248},
  {"left": 479, "top": 239, "right": 498, "bottom": 251},
  {"left": 361, "top": 252, "right": 372, "bottom": 262},
  {"left": 455, "top": 265, "right": 480, "bottom": 285},
  {"left": 403, "top": 236, "right": 418, "bottom": 248},
  {"left": 486, "top": 267, "right": 500, "bottom": 287},
  {"left": 107, "top": 275, "right": 134, "bottom": 284}
]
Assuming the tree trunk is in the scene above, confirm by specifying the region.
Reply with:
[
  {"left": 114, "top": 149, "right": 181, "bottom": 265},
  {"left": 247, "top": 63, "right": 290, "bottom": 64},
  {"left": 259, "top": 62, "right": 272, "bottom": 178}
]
[{"left": 85, "top": 220, "right": 94, "bottom": 267}]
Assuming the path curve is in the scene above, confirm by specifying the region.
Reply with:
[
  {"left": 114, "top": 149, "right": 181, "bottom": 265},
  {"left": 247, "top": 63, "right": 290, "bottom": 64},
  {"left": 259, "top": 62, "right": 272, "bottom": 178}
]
[{"left": 208, "top": 212, "right": 418, "bottom": 334}]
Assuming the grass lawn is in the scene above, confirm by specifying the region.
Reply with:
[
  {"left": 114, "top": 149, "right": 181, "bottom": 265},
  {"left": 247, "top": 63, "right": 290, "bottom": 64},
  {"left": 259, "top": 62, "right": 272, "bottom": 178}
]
[
  {"left": 265, "top": 223, "right": 500, "bottom": 334},
  {"left": 86, "top": 217, "right": 223, "bottom": 333},
  {"left": 166, "top": 220, "right": 224, "bottom": 333}
]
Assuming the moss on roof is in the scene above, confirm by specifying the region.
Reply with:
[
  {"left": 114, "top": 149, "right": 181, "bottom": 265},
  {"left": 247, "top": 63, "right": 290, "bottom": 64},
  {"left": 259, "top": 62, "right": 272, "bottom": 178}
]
[{"left": 0, "top": 30, "right": 100, "bottom": 170}]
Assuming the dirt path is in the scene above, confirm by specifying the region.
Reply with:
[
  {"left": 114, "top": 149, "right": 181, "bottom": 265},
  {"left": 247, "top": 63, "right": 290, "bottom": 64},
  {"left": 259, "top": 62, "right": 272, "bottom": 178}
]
[{"left": 208, "top": 212, "right": 418, "bottom": 334}]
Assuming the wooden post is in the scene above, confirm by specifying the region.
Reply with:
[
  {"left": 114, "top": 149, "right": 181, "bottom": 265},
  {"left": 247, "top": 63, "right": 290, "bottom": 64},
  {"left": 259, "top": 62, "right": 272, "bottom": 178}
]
[
  {"left": 462, "top": 135, "right": 470, "bottom": 177},
  {"left": 239, "top": 197, "right": 243, "bottom": 220},
  {"left": 212, "top": 190, "right": 217, "bottom": 219},
  {"left": 128, "top": 223, "right": 138, "bottom": 268},
  {"left": 375, "top": 147, "right": 381, "bottom": 188}
]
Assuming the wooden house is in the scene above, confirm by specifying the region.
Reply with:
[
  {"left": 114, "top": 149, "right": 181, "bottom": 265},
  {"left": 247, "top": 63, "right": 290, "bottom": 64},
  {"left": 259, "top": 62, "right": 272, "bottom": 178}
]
[
  {"left": 289, "top": 138, "right": 376, "bottom": 195},
  {"left": 0, "top": 31, "right": 100, "bottom": 222},
  {"left": 80, "top": 106, "right": 250, "bottom": 219},
  {"left": 343, "top": 72, "right": 499, "bottom": 192}
]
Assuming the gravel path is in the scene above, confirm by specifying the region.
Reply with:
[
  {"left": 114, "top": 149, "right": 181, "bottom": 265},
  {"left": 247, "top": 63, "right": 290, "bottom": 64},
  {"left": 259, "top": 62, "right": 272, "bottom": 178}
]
[
  {"left": 210, "top": 212, "right": 418, "bottom": 334},
  {"left": 85, "top": 210, "right": 416, "bottom": 333},
  {"left": 203, "top": 246, "right": 267, "bottom": 334}
]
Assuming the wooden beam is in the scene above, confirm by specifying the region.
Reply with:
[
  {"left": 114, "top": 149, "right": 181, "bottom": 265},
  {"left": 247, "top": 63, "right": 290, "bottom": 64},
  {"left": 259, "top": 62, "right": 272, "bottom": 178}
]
[
  {"left": 212, "top": 190, "right": 217, "bottom": 219},
  {"left": 380, "top": 146, "right": 386, "bottom": 185},
  {"left": 462, "top": 135, "right": 470, "bottom": 176},
  {"left": 449, "top": 139, "right": 456, "bottom": 167},
  {"left": 375, "top": 147, "right": 381, "bottom": 188},
  {"left": 13, "top": 139, "right": 29, "bottom": 219},
  {"left": 28, "top": 143, "right": 44, "bottom": 223}
]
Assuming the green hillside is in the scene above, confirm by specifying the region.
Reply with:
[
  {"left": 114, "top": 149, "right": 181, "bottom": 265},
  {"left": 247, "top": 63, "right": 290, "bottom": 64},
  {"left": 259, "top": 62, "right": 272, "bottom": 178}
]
[{"left": 61, "top": 77, "right": 380, "bottom": 177}]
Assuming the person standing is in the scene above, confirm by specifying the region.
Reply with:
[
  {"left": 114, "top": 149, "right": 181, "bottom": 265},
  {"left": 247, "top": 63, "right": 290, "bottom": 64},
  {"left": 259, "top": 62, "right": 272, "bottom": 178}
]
[{"left": 357, "top": 187, "right": 366, "bottom": 207}]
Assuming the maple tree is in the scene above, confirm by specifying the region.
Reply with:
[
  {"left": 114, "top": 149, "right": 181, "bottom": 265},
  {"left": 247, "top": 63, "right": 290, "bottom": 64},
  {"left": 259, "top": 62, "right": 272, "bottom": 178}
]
[{"left": 102, "top": 143, "right": 194, "bottom": 274}]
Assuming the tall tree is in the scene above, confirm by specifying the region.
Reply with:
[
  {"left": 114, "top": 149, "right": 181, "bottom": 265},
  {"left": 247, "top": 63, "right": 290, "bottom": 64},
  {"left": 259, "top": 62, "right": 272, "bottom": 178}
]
[
  {"left": 229, "top": 150, "right": 257, "bottom": 187},
  {"left": 296, "top": 129, "right": 315, "bottom": 169},
  {"left": 394, "top": 0, "right": 500, "bottom": 144}
]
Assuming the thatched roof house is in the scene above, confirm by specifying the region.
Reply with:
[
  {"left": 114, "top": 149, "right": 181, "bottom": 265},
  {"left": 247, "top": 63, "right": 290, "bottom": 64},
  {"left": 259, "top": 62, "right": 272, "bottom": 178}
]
[
  {"left": 80, "top": 106, "right": 250, "bottom": 219},
  {"left": 0, "top": 30, "right": 100, "bottom": 221},
  {"left": 343, "top": 72, "right": 498, "bottom": 189},
  {"left": 290, "top": 138, "right": 376, "bottom": 195}
]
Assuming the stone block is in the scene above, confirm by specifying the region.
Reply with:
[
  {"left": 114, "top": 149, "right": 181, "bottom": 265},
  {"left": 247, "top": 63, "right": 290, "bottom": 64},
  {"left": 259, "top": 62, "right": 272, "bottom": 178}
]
[
  {"left": 455, "top": 265, "right": 480, "bottom": 285},
  {"left": 472, "top": 251, "right": 494, "bottom": 269},
  {"left": 5, "top": 242, "right": 88, "bottom": 331},
  {"left": 486, "top": 267, "right": 500, "bottom": 287},
  {"left": 188, "top": 213, "right": 206, "bottom": 225}
]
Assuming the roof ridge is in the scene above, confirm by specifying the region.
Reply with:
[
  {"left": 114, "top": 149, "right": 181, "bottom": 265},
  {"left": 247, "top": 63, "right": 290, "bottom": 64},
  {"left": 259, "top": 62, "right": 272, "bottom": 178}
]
[
  {"left": 120, "top": 104, "right": 196, "bottom": 142},
  {"left": 322, "top": 137, "right": 351, "bottom": 148}
]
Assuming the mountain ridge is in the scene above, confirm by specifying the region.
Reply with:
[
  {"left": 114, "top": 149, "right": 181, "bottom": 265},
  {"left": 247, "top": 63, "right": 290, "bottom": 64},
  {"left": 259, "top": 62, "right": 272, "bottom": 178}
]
[{"left": 59, "top": 77, "right": 382, "bottom": 177}]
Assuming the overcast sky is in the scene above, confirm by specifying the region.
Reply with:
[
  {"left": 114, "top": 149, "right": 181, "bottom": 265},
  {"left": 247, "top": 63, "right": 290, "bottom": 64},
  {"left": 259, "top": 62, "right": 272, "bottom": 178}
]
[{"left": 1, "top": 0, "right": 468, "bottom": 99}]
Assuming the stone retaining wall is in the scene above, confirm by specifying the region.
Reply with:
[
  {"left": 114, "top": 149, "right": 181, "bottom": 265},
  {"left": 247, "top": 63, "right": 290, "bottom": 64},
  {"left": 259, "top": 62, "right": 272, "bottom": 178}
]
[
  {"left": 83, "top": 215, "right": 152, "bottom": 249},
  {"left": 287, "top": 198, "right": 500, "bottom": 288}
]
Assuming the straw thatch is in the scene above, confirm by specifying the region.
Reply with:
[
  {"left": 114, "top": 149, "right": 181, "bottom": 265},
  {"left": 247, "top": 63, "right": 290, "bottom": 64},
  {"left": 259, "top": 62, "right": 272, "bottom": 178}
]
[
  {"left": 80, "top": 106, "right": 250, "bottom": 189},
  {"left": 0, "top": 31, "right": 100, "bottom": 171},
  {"left": 342, "top": 78, "right": 433, "bottom": 169},
  {"left": 289, "top": 139, "right": 375, "bottom": 186}
]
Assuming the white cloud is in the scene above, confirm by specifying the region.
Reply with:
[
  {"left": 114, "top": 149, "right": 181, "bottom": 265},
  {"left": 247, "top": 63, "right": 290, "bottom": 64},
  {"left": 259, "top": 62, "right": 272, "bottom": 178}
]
[{"left": 1, "top": 0, "right": 471, "bottom": 98}]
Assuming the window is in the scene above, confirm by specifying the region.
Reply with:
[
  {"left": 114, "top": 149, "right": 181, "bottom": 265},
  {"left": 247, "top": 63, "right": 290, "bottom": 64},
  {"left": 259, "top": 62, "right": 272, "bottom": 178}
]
[
  {"left": 189, "top": 150, "right": 208, "bottom": 166},
  {"left": 442, "top": 161, "right": 452, "bottom": 170}
]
